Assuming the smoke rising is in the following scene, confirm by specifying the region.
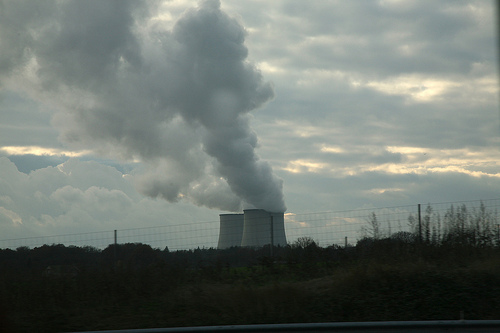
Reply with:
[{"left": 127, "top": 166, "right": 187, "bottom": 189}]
[{"left": 0, "top": 0, "right": 286, "bottom": 213}]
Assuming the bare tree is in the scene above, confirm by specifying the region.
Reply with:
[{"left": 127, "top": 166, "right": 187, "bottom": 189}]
[{"left": 364, "top": 212, "right": 381, "bottom": 240}]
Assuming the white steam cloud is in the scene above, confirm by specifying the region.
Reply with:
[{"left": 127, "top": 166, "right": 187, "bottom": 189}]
[{"left": 0, "top": 0, "right": 286, "bottom": 212}]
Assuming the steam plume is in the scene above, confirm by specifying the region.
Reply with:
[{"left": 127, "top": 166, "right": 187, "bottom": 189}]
[{"left": 0, "top": 0, "right": 286, "bottom": 212}]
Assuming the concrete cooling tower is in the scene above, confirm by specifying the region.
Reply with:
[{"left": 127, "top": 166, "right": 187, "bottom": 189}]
[
  {"left": 217, "top": 214, "right": 244, "bottom": 249},
  {"left": 241, "top": 209, "right": 287, "bottom": 247},
  {"left": 217, "top": 210, "right": 287, "bottom": 249}
]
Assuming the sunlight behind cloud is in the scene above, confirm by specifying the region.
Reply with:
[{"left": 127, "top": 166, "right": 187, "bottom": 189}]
[
  {"left": 0, "top": 207, "right": 23, "bottom": 225},
  {"left": 371, "top": 146, "right": 500, "bottom": 178},
  {"left": 365, "top": 73, "right": 498, "bottom": 104},
  {"left": 366, "top": 188, "right": 405, "bottom": 195},
  {"left": 257, "top": 61, "right": 286, "bottom": 74},
  {"left": 366, "top": 76, "right": 461, "bottom": 102},
  {"left": 0, "top": 146, "right": 91, "bottom": 157},
  {"left": 282, "top": 145, "right": 500, "bottom": 180},
  {"left": 284, "top": 212, "right": 310, "bottom": 228},
  {"left": 284, "top": 159, "right": 328, "bottom": 174},
  {"left": 284, "top": 67, "right": 497, "bottom": 106},
  {"left": 320, "top": 145, "right": 345, "bottom": 154}
]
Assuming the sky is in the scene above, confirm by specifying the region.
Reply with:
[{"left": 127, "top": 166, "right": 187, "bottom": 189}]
[{"left": 0, "top": 0, "right": 498, "bottom": 248}]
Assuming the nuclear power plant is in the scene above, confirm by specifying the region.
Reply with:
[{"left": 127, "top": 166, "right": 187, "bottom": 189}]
[
  {"left": 218, "top": 209, "right": 287, "bottom": 249},
  {"left": 217, "top": 214, "right": 244, "bottom": 249}
]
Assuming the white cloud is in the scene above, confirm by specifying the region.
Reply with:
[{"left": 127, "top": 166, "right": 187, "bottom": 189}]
[{"left": 0, "top": 157, "right": 219, "bottom": 247}]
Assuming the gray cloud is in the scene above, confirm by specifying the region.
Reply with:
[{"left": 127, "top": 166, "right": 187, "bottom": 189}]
[{"left": 241, "top": 0, "right": 494, "bottom": 77}]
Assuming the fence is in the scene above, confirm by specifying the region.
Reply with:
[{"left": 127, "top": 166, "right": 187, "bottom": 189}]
[{"left": 1, "top": 198, "right": 499, "bottom": 251}]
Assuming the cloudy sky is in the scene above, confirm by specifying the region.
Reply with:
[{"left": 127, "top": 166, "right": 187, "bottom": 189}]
[{"left": 0, "top": 0, "right": 498, "bottom": 247}]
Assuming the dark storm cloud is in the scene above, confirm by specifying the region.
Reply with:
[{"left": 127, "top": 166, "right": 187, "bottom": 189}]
[
  {"left": 0, "top": 0, "right": 285, "bottom": 212},
  {"left": 0, "top": 2, "right": 51, "bottom": 78}
]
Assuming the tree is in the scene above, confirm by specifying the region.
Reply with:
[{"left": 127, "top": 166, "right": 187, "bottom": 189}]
[
  {"left": 408, "top": 213, "right": 418, "bottom": 235},
  {"left": 292, "top": 236, "right": 317, "bottom": 249},
  {"left": 365, "top": 212, "right": 381, "bottom": 240},
  {"left": 424, "top": 204, "right": 432, "bottom": 243}
]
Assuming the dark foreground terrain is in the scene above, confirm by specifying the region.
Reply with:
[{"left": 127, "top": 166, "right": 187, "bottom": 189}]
[{"left": 1, "top": 233, "right": 500, "bottom": 332}]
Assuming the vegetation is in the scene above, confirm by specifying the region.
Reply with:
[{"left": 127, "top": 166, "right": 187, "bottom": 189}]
[{"left": 1, "top": 202, "right": 500, "bottom": 332}]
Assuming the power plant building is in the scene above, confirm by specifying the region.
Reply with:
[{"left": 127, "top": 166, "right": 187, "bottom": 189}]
[
  {"left": 217, "top": 214, "right": 244, "bottom": 249},
  {"left": 218, "top": 209, "right": 286, "bottom": 249}
]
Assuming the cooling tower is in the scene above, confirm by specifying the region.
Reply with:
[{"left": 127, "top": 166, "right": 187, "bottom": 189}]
[
  {"left": 240, "top": 209, "right": 287, "bottom": 247},
  {"left": 217, "top": 214, "right": 244, "bottom": 249}
]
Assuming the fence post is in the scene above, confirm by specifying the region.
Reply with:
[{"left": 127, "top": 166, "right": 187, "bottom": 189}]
[
  {"left": 497, "top": 224, "right": 500, "bottom": 246},
  {"left": 418, "top": 204, "right": 422, "bottom": 243},
  {"left": 270, "top": 215, "right": 274, "bottom": 258},
  {"left": 114, "top": 230, "right": 117, "bottom": 263}
]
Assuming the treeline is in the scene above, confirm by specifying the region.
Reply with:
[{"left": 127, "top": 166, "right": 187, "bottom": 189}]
[
  {"left": 4, "top": 202, "right": 498, "bottom": 273},
  {"left": 0, "top": 239, "right": 344, "bottom": 279},
  {"left": 1, "top": 202, "right": 499, "bottom": 285},
  {"left": 412, "top": 202, "right": 498, "bottom": 246},
  {"left": 365, "top": 201, "right": 499, "bottom": 246}
]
